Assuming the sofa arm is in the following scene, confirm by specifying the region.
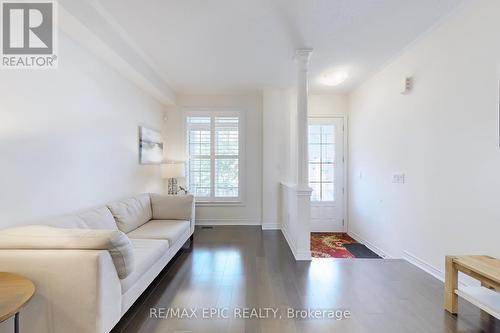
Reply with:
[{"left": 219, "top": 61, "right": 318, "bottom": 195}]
[
  {"left": 150, "top": 194, "right": 195, "bottom": 231},
  {"left": 0, "top": 225, "right": 134, "bottom": 279},
  {"left": 0, "top": 249, "right": 122, "bottom": 333}
]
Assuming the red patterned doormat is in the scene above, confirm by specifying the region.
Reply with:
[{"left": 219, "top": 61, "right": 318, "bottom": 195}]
[
  {"left": 311, "top": 233, "right": 381, "bottom": 258},
  {"left": 311, "top": 233, "right": 357, "bottom": 258}
]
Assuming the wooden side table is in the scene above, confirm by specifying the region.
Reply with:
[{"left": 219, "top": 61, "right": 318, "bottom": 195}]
[
  {"left": 445, "top": 256, "right": 500, "bottom": 319},
  {"left": 0, "top": 273, "right": 35, "bottom": 333}
]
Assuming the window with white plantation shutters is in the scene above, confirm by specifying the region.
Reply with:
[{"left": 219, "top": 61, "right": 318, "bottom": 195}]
[{"left": 186, "top": 112, "right": 241, "bottom": 201}]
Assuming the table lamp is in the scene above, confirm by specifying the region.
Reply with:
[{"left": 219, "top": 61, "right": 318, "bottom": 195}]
[{"left": 162, "top": 162, "right": 185, "bottom": 195}]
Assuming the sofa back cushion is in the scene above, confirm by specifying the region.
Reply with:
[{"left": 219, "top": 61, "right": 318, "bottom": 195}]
[
  {"left": 107, "top": 194, "right": 152, "bottom": 233},
  {"left": 48, "top": 206, "right": 118, "bottom": 230},
  {"left": 150, "top": 194, "right": 194, "bottom": 221}
]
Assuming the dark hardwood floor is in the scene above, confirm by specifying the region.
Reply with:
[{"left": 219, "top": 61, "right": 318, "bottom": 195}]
[{"left": 111, "top": 226, "right": 500, "bottom": 333}]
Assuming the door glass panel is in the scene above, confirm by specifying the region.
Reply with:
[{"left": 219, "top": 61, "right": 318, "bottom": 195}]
[
  {"left": 321, "top": 145, "right": 334, "bottom": 163},
  {"left": 309, "top": 125, "right": 321, "bottom": 144},
  {"left": 309, "top": 164, "right": 321, "bottom": 182},
  {"left": 309, "top": 144, "right": 321, "bottom": 162},
  {"left": 310, "top": 183, "right": 321, "bottom": 201},
  {"left": 322, "top": 183, "right": 334, "bottom": 201},
  {"left": 308, "top": 123, "right": 336, "bottom": 202},
  {"left": 322, "top": 164, "right": 334, "bottom": 182},
  {"left": 321, "top": 125, "right": 335, "bottom": 144}
]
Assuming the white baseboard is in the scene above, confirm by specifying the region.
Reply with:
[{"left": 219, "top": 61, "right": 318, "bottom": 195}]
[
  {"left": 294, "top": 250, "right": 312, "bottom": 261},
  {"left": 280, "top": 224, "right": 293, "bottom": 250},
  {"left": 261, "top": 223, "right": 280, "bottom": 230},
  {"left": 403, "top": 251, "right": 445, "bottom": 282},
  {"left": 348, "top": 233, "right": 474, "bottom": 286},
  {"left": 347, "top": 231, "right": 477, "bottom": 287},
  {"left": 403, "top": 251, "right": 476, "bottom": 287},
  {"left": 281, "top": 224, "right": 311, "bottom": 261},
  {"left": 196, "top": 218, "right": 261, "bottom": 226},
  {"left": 347, "top": 231, "right": 393, "bottom": 259}
]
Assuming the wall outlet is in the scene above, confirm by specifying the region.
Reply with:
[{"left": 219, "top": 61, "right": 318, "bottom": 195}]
[{"left": 392, "top": 173, "right": 405, "bottom": 184}]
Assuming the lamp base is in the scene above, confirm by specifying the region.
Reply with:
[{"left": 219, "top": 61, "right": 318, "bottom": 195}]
[{"left": 167, "top": 178, "right": 178, "bottom": 195}]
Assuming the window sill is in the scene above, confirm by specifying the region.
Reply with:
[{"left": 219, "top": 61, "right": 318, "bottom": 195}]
[{"left": 195, "top": 201, "right": 245, "bottom": 207}]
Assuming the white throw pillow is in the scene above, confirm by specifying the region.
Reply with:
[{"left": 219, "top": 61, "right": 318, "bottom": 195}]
[{"left": 0, "top": 225, "right": 134, "bottom": 279}]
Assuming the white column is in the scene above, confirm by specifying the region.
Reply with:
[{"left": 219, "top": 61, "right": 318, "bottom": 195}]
[
  {"left": 295, "top": 49, "right": 312, "bottom": 188},
  {"left": 294, "top": 49, "right": 313, "bottom": 260}
]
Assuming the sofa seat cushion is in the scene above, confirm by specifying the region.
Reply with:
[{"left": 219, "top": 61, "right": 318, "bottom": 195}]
[
  {"left": 126, "top": 220, "right": 190, "bottom": 245},
  {"left": 120, "top": 238, "right": 169, "bottom": 293},
  {"left": 107, "top": 194, "right": 152, "bottom": 233}
]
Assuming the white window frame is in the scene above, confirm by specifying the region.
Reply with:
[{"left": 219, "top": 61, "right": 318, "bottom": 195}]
[{"left": 184, "top": 108, "right": 245, "bottom": 204}]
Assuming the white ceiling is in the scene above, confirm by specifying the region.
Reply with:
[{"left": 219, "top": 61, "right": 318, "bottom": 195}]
[{"left": 96, "top": 0, "right": 464, "bottom": 94}]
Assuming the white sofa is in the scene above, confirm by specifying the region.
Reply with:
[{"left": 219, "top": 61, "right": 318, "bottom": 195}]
[{"left": 0, "top": 193, "right": 195, "bottom": 333}]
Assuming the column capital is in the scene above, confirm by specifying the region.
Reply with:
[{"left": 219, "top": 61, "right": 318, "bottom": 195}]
[{"left": 294, "top": 48, "right": 313, "bottom": 68}]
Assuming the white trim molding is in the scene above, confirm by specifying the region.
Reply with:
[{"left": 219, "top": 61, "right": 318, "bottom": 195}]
[
  {"left": 346, "top": 233, "right": 477, "bottom": 287},
  {"left": 403, "top": 251, "right": 477, "bottom": 288},
  {"left": 403, "top": 251, "right": 445, "bottom": 282},
  {"left": 195, "top": 202, "right": 245, "bottom": 207},
  {"left": 195, "top": 218, "right": 260, "bottom": 226},
  {"left": 347, "top": 231, "right": 393, "bottom": 259},
  {"left": 281, "top": 223, "right": 311, "bottom": 260},
  {"left": 261, "top": 222, "right": 280, "bottom": 230}
]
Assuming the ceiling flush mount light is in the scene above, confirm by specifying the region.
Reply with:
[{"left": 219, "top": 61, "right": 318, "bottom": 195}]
[{"left": 319, "top": 71, "right": 348, "bottom": 86}]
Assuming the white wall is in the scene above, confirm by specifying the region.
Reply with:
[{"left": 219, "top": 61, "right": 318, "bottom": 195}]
[
  {"left": 262, "top": 90, "right": 295, "bottom": 229},
  {"left": 348, "top": 0, "right": 500, "bottom": 279},
  {"left": 0, "top": 32, "right": 165, "bottom": 229},
  {"left": 163, "top": 94, "right": 263, "bottom": 225},
  {"left": 309, "top": 94, "right": 348, "bottom": 118},
  {"left": 262, "top": 92, "right": 348, "bottom": 229}
]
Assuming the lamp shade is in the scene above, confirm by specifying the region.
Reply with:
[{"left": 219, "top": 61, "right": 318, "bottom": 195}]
[{"left": 161, "top": 162, "right": 185, "bottom": 179}]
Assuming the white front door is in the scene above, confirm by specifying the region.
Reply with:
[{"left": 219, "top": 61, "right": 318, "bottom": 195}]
[{"left": 308, "top": 117, "right": 345, "bottom": 232}]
